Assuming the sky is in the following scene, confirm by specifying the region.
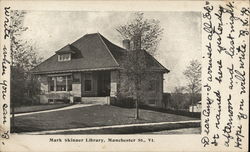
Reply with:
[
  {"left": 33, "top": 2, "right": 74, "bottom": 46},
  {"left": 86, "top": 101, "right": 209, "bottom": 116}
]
[{"left": 21, "top": 11, "right": 201, "bottom": 93}]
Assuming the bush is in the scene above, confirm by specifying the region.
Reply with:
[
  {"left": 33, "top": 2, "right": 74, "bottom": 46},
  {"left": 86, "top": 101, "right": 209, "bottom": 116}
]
[
  {"left": 140, "top": 104, "right": 201, "bottom": 118},
  {"left": 54, "top": 99, "right": 70, "bottom": 104},
  {"left": 31, "top": 96, "right": 40, "bottom": 105},
  {"left": 11, "top": 67, "right": 42, "bottom": 107},
  {"left": 62, "top": 96, "right": 70, "bottom": 104},
  {"left": 163, "top": 92, "right": 201, "bottom": 110},
  {"left": 110, "top": 97, "right": 135, "bottom": 108},
  {"left": 14, "top": 95, "right": 41, "bottom": 107},
  {"left": 73, "top": 97, "right": 81, "bottom": 103},
  {"left": 21, "top": 96, "right": 33, "bottom": 105},
  {"left": 63, "top": 99, "right": 70, "bottom": 104}
]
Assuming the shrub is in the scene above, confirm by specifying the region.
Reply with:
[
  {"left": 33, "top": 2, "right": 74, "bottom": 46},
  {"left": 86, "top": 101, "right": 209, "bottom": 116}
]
[
  {"left": 21, "top": 96, "right": 33, "bottom": 105},
  {"left": 62, "top": 96, "right": 69, "bottom": 103},
  {"left": 140, "top": 104, "right": 201, "bottom": 118},
  {"left": 63, "top": 99, "right": 70, "bottom": 104},
  {"left": 73, "top": 97, "right": 81, "bottom": 103},
  {"left": 111, "top": 97, "right": 135, "bottom": 108},
  {"left": 31, "top": 96, "right": 40, "bottom": 105}
]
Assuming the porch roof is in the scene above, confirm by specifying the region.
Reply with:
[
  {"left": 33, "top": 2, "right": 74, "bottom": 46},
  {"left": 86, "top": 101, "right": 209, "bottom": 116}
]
[{"left": 30, "top": 67, "right": 121, "bottom": 75}]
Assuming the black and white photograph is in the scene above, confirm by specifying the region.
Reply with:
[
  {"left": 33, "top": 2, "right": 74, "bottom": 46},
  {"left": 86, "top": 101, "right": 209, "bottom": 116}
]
[
  {"left": 0, "top": 1, "right": 249, "bottom": 151},
  {"left": 9, "top": 10, "right": 202, "bottom": 135}
]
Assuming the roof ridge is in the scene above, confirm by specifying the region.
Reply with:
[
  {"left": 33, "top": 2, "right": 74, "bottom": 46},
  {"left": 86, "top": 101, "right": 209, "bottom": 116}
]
[
  {"left": 98, "top": 33, "right": 126, "bottom": 51},
  {"left": 97, "top": 33, "right": 120, "bottom": 67},
  {"left": 143, "top": 50, "right": 170, "bottom": 73}
]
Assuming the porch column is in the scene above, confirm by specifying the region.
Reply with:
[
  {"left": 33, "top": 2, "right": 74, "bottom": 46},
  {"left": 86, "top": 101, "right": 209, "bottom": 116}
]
[
  {"left": 38, "top": 75, "right": 49, "bottom": 104},
  {"left": 110, "top": 70, "right": 118, "bottom": 97},
  {"left": 71, "top": 72, "right": 81, "bottom": 98}
]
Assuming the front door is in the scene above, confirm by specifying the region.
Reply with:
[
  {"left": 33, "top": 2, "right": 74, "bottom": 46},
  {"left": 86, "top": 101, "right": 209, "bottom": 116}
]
[
  {"left": 97, "top": 71, "right": 110, "bottom": 96},
  {"left": 81, "top": 72, "right": 95, "bottom": 97}
]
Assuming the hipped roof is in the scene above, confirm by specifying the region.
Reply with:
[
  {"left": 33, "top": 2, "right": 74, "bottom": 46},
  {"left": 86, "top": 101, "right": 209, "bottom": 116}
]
[{"left": 31, "top": 33, "right": 169, "bottom": 74}]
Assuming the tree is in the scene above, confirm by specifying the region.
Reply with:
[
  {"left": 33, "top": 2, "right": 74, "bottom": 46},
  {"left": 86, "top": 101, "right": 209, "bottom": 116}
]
[
  {"left": 10, "top": 11, "right": 43, "bottom": 71},
  {"left": 116, "top": 12, "right": 164, "bottom": 119},
  {"left": 116, "top": 12, "right": 164, "bottom": 55},
  {"left": 183, "top": 60, "right": 201, "bottom": 112},
  {"left": 120, "top": 50, "right": 147, "bottom": 119},
  {"left": 10, "top": 10, "right": 43, "bottom": 132},
  {"left": 170, "top": 86, "right": 186, "bottom": 110}
]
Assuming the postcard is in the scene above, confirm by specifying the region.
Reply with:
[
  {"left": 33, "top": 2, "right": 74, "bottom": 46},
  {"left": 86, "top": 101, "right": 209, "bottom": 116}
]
[{"left": 0, "top": 0, "right": 249, "bottom": 151}]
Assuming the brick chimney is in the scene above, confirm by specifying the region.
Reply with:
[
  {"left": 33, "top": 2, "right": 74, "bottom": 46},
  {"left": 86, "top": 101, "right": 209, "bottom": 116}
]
[
  {"left": 122, "top": 39, "right": 130, "bottom": 50},
  {"left": 130, "top": 34, "right": 141, "bottom": 50}
]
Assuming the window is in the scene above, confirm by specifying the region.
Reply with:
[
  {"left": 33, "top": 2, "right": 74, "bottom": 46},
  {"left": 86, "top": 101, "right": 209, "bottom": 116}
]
[
  {"left": 67, "top": 75, "right": 72, "bottom": 91},
  {"left": 48, "top": 77, "right": 55, "bottom": 91},
  {"left": 84, "top": 73, "right": 92, "bottom": 91},
  {"left": 56, "top": 76, "right": 66, "bottom": 91},
  {"left": 48, "top": 75, "right": 72, "bottom": 91},
  {"left": 58, "top": 53, "right": 71, "bottom": 61}
]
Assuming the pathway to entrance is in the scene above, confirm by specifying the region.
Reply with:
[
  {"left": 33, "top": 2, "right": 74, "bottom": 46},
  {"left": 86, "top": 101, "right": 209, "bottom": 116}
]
[{"left": 11, "top": 104, "right": 100, "bottom": 117}]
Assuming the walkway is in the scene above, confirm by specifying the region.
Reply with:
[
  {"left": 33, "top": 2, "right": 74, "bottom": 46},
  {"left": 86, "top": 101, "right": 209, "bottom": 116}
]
[{"left": 11, "top": 104, "right": 100, "bottom": 117}]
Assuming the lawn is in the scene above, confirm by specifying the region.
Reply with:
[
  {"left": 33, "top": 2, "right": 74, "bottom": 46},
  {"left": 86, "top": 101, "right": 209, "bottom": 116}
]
[
  {"left": 11, "top": 103, "right": 71, "bottom": 114},
  {"left": 13, "top": 105, "right": 199, "bottom": 133}
]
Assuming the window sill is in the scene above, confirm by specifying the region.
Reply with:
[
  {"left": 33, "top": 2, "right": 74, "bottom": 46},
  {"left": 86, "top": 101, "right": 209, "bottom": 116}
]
[{"left": 58, "top": 60, "right": 71, "bottom": 62}]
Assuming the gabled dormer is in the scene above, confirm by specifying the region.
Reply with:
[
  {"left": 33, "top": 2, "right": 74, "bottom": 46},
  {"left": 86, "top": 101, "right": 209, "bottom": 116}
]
[
  {"left": 55, "top": 44, "right": 77, "bottom": 62},
  {"left": 58, "top": 53, "right": 71, "bottom": 61}
]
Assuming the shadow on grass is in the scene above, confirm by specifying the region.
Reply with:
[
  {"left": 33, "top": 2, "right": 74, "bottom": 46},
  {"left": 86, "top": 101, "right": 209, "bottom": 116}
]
[{"left": 50, "top": 121, "right": 200, "bottom": 135}]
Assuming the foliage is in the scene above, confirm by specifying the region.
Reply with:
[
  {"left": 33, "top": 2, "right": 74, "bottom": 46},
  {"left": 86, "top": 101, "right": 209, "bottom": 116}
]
[
  {"left": 170, "top": 86, "right": 187, "bottom": 110},
  {"left": 110, "top": 97, "right": 136, "bottom": 108},
  {"left": 140, "top": 104, "right": 201, "bottom": 118},
  {"left": 118, "top": 50, "right": 159, "bottom": 118},
  {"left": 121, "top": 50, "right": 147, "bottom": 98},
  {"left": 116, "top": 12, "right": 164, "bottom": 55},
  {"left": 73, "top": 97, "right": 81, "bottom": 103},
  {"left": 10, "top": 10, "right": 43, "bottom": 71},
  {"left": 10, "top": 10, "right": 43, "bottom": 106},
  {"left": 162, "top": 91, "right": 201, "bottom": 111},
  {"left": 161, "top": 60, "right": 201, "bottom": 111},
  {"left": 183, "top": 60, "right": 202, "bottom": 94},
  {"left": 116, "top": 12, "right": 164, "bottom": 118},
  {"left": 183, "top": 60, "right": 201, "bottom": 111}
]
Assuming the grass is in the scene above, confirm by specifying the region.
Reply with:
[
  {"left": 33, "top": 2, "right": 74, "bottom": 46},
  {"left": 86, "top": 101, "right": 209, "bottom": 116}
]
[
  {"left": 11, "top": 103, "right": 71, "bottom": 114},
  {"left": 142, "top": 127, "right": 201, "bottom": 135},
  {"left": 12, "top": 105, "right": 199, "bottom": 133},
  {"left": 52, "top": 121, "right": 200, "bottom": 134}
]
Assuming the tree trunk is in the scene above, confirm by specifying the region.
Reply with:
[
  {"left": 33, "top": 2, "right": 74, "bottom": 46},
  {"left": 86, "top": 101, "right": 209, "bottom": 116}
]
[
  {"left": 135, "top": 98, "right": 139, "bottom": 119},
  {"left": 11, "top": 80, "right": 15, "bottom": 133},
  {"left": 11, "top": 104, "right": 15, "bottom": 132},
  {"left": 135, "top": 80, "right": 140, "bottom": 119},
  {"left": 191, "top": 92, "right": 194, "bottom": 112}
]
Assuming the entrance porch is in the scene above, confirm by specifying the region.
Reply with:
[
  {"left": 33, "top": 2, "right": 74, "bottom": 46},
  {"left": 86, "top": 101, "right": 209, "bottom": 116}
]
[
  {"left": 37, "top": 70, "right": 118, "bottom": 104},
  {"left": 81, "top": 71, "right": 111, "bottom": 97}
]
